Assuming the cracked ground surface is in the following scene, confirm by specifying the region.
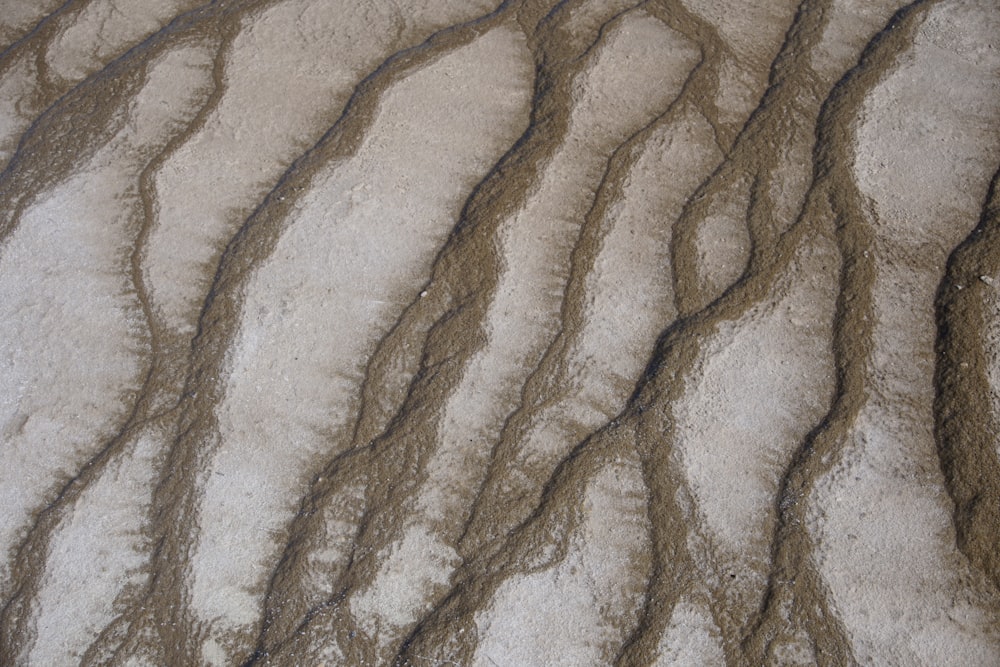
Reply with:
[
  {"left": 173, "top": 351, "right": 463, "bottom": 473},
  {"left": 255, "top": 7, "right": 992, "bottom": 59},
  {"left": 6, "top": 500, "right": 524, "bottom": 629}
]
[{"left": 0, "top": 0, "right": 999, "bottom": 665}]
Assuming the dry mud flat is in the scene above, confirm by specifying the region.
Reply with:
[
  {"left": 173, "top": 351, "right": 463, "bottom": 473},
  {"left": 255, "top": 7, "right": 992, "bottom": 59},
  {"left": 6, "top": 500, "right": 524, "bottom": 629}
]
[{"left": 0, "top": 0, "right": 999, "bottom": 665}]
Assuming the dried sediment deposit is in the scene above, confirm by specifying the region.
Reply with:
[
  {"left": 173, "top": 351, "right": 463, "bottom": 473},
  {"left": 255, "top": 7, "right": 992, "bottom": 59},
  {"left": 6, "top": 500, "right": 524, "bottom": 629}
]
[{"left": 1, "top": 1, "right": 999, "bottom": 665}]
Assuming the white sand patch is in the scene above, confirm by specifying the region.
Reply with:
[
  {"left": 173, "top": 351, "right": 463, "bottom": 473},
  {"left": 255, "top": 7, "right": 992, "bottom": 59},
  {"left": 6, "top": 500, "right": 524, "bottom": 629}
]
[
  {"left": 678, "top": 0, "right": 799, "bottom": 66},
  {"left": 351, "top": 524, "right": 461, "bottom": 636},
  {"left": 0, "top": 2, "right": 201, "bottom": 170},
  {"left": 693, "top": 177, "right": 752, "bottom": 302},
  {"left": 0, "top": 42, "right": 211, "bottom": 587},
  {"left": 812, "top": 415, "right": 1000, "bottom": 665},
  {"left": 676, "top": 233, "right": 837, "bottom": 555},
  {"left": 713, "top": 57, "right": 766, "bottom": 129},
  {"left": 421, "top": 8, "right": 697, "bottom": 538},
  {"left": 26, "top": 429, "right": 161, "bottom": 666},
  {"left": 810, "top": 0, "right": 910, "bottom": 82},
  {"left": 854, "top": 9, "right": 1000, "bottom": 239},
  {"left": 361, "top": 15, "right": 697, "bottom": 646},
  {"left": 811, "top": 2, "right": 1000, "bottom": 663},
  {"left": 0, "top": 57, "right": 36, "bottom": 167},
  {"left": 487, "top": 110, "right": 719, "bottom": 510},
  {"left": 654, "top": 597, "right": 726, "bottom": 666},
  {"left": 125, "top": 42, "right": 215, "bottom": 146},
  {"left": 144, "top": 0, "right": 497, "bottom": 335},
  {"left": 2, "top": 1, "right": 998, "bottom": 663},
  {"left": 44, "top": 0, "right": 198, "bottom": 83},
  {"left": 578, "top": 111, "right": 717, "bottom": 412},
  {"left": 473, "top": 459, "right": 650, "bottom": 666},
  {"left": 190, "top": 24, "right": 532, "bottom": 648},
  {"left": 302, "top": 481, "right": 366, "bottom": 595},
  {"left": 0, "top": 168, "right": 141, "bottom": 580},
  {"left": 122, "top": 657, "right": 157, "bottom": 667},
  {"left": 985, "top": 297, "right": 1000, "bottom": 461},
  {"left": 564, "top": 0, "right": 639, "bottom": 52}
]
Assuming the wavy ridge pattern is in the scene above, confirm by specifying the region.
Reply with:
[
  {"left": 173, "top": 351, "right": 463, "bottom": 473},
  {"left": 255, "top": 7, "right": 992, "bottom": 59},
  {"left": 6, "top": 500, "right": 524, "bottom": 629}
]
[{"left": 0, "top": 0, "right": 999, "bottom": 665}]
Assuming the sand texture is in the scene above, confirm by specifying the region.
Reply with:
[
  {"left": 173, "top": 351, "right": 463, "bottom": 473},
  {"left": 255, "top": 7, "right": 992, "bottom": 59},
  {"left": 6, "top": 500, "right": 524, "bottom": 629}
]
[{"left": 1, "top": 0, "right": 999, "bottom": 665}]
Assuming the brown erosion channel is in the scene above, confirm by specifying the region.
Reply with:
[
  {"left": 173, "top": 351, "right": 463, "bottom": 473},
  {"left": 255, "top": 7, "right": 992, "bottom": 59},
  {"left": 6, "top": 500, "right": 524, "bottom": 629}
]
[{"left": 0, "top": 0, "right": 998, "bottom": 665}]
